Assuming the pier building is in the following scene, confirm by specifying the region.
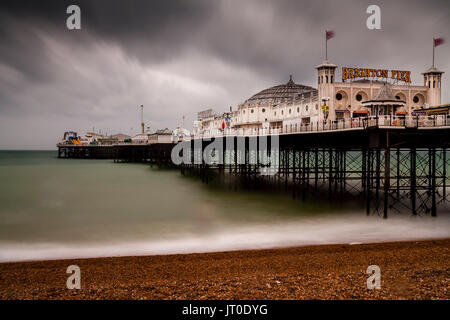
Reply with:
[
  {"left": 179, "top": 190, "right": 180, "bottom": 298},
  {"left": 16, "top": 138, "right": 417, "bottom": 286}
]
[{"left": 195, "top": 59, "right": 445, "bottom": 138}]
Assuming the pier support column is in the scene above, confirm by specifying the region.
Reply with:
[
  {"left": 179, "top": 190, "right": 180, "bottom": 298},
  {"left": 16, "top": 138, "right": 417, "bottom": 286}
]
[
  {"left": 375, "top": 148, "right": 381, "bottom": 213},
  {"left": 366, "top": 149, "right": 372, "bottom": 216},
  {"left": 431, "top": 148, "right": 437, "bottom": 217},
  {"left": 302, "top": 150, "right": 306, "bottom": 201},
  {"left": 383, "top": 133, "right": 390, "bottom": 219},
  {"left": 396, "top": 148, "right": 400, "bottom": 198},
  {"left": 411, "top": 148, "right": 417, "bottom": 215},
  {"left": 443, "top": 148, "right": 447, "bottom": 200},
  {"left": 314, "top": 148, "right": 319, "bottom": 192},
  {"left": 362, "top": 148, "right": 366, "bottom": 196},
  {"left": 292, "top": 150, "right": 296, "bottom": 199},
  {"left": 328, "top": 148, "right": 333, "bottom": 201}
]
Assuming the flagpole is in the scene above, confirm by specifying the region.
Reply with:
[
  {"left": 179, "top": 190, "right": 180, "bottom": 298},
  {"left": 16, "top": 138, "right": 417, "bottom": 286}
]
[
  {"left": 432, "top": 38, "right": 435, "bottom": 67},
  {"left": 325, "top": 30, "right": 328, "bottom": 60}
]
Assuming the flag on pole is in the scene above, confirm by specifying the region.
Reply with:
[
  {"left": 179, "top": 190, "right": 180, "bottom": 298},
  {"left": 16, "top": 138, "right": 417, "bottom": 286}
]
[
  {"left": 434, "top": 37, "right": 444, "bottom": 47},
  {"left": 326, "top": 30, "right": 335, "bottom": 40},
  {"left": 325, "top": 30, "right": 335, "bottom": 60},
  {"left": 432, "top": 37, "right": 444, "bottom": 67}
]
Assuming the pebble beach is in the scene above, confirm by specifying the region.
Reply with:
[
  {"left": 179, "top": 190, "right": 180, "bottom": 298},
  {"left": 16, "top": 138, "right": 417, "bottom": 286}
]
[{"left": 0, "top": 239, "right": 448, "bottom": 300}]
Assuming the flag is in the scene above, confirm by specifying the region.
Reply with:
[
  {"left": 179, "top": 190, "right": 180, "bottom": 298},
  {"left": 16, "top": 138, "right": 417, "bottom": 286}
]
[
  {"left": 434, "top": 37, "right": 444, "bottom": 47},
  {"left": 326, "top": 30, "right": 335, "bottom": 40}
]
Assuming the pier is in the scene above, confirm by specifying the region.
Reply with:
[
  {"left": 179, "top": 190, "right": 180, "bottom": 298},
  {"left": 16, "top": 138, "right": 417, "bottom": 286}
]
[
  {"left": 57, "top": 143, "right": 175, "bottom": 164},
  {"left": 179, "top": 116, "right": 450, "bottom": 218},
  {"left": 57, "top": 115, "right": 450, "bottom": 218}
]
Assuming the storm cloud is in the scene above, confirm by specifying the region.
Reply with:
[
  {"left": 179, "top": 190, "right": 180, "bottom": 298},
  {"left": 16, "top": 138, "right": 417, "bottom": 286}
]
[{"left": 0, "top": 0, "right": 449, "bottom": 149}]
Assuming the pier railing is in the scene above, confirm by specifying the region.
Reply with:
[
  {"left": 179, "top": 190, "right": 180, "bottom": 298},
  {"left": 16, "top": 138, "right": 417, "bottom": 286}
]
[{"left": 189, "top": 114, "right": 450, "bottom": 140}]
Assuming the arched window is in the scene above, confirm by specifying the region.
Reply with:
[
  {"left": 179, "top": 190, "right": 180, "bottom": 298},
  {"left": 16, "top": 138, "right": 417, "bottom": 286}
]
[
  {"left": 330, "top": 75, "right": 333, "bottom": 83},
  {"left": 433, "top": 80, "right": 436, "bottom": 88},
  {"left": 325, "top": 76, "right": 328, "bottom": 83}
]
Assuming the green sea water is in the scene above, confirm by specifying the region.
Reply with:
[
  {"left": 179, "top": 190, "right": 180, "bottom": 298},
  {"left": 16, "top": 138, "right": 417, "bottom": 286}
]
[{"left": 0, "top": 151, "right": 449, "bottom": 262}]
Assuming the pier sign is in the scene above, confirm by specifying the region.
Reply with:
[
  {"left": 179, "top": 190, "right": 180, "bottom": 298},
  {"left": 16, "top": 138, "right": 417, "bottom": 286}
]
[{"left": 342, "top": 67, "right": 411, "bottom": 83}]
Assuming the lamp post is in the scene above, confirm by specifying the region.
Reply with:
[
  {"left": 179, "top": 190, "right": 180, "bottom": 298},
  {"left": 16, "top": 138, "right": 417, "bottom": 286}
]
[{"left": 322, "top": 97, "right": 330, "bottom": 125}]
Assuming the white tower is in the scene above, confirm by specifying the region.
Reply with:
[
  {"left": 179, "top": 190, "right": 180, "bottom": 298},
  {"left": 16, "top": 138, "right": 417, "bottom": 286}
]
[
  {"left": 316, "top": 60, "right": 337, "bottom": 121},
  {"left": 422, "top": 67, "right": 443, "bottom": 107}
]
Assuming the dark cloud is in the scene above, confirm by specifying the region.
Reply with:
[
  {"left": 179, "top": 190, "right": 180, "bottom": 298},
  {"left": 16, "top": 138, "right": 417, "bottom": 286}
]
[{"left": 0, "top": 0, "right": 449, "bottom": 149}]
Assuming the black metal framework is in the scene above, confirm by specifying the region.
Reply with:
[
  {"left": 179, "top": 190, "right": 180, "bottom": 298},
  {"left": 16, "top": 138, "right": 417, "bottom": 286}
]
[{"left": 180, "top": 128, "right": 450, "bottom": 218}]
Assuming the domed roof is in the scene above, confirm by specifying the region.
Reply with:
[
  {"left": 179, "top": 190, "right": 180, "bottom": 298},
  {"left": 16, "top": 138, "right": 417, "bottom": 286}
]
[{"left": 243, "top": 76, "right": 317, "bottom": 107}]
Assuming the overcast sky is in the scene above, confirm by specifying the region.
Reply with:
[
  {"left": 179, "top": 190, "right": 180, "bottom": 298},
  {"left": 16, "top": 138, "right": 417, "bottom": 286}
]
[{"left": 1, "top": 0, "right": 449, "bottom": 149}]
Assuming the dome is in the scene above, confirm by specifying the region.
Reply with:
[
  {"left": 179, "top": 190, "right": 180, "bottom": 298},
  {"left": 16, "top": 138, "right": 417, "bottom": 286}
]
[{"left": 242, "top": 76, "right": 317, "bottom": 107}]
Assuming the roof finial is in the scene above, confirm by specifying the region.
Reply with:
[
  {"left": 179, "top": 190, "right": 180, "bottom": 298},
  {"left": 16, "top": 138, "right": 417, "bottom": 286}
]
[{"left": 287, "top": 75, "right": 294, "bottom": 86}]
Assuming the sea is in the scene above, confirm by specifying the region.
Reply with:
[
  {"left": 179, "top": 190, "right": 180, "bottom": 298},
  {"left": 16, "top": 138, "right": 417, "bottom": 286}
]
[{"left": 0, "top": 150, "right": 449, "bottom": 262}]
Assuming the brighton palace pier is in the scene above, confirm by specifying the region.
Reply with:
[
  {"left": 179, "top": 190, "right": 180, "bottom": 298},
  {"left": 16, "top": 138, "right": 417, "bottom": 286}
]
[
  {"left": 59, "top": 58, "right": 450, "bottom": 218},
  {"left": 182, "top": 58, "right": 450, "bottom": 219}
]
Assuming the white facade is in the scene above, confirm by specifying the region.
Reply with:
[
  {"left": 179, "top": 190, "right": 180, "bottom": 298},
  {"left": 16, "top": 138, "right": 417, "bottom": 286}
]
[{"left": 194, "top": 60, "right": 444, "bottom": 136}]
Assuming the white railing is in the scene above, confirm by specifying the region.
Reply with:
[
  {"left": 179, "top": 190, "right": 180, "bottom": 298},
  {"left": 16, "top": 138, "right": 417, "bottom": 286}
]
[{"left": 187, "top": 114, "right": 450, "bottom": 140}]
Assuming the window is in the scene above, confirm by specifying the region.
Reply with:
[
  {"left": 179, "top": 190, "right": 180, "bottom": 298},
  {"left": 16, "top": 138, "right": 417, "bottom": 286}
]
[
  {"left": 274, "top": 111, "right": 277, "bottom": 116},
  {"left": 315, "top": 104, "right": 318, "bottom": 110},
  {"left": 356, "top": 94, "right": 362, "bottom": 101},
  {"left": 281, "top": 110, "right": 284, "bottom": 115},
  {"left": 395, "top": 95, "right": 400, "bottom": 100},
  {"left": 289, "top": 109, "right": 291, "bottom": 114},
  {"left": 330, "top": 75, "right": 333, "bottom": 83},
  {"left": 251, "top": 109, "right": 254, "bottom": 113},
  {"left": 305, "top": 105, "right": 309, "bottom": 111},
  {"left": 243, "top": 110, "right": 245, "bottom": 114},
  {"left": 326, "top": 76, "right": 328, "bottom": 83},
  {"left": 262, "top": 108, "right": 265, "bottom": 113},
  {"left": 413, "top": 95, "right": 419, "bottom": 104},
  {"left": 336, "top": 93, "right": 343, "bottom": 100},
  {"left": 318, "top": 76, "right": 321, "bottom": 84},
  {"left": 297, "top": 107, "right": 300, "bottom": 113}
]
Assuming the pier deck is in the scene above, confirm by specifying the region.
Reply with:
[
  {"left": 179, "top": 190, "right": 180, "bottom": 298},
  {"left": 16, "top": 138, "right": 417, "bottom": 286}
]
[{"left": 57, "top": 142, "right": 175, "bottom": 164}]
